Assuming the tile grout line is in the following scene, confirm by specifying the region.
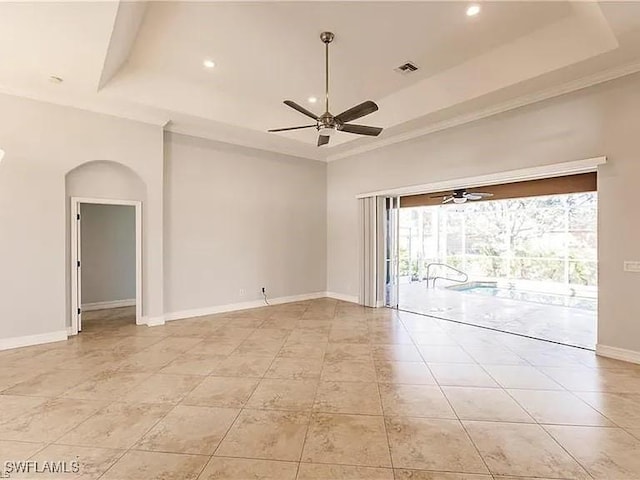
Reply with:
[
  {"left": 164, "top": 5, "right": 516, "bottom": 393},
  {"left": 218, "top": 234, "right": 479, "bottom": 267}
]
[
  {"left": 402, "top": 313, "right": 494, "bottom": 477},
  {"left": 405, "top": 311, "right": 601, "bottom": 479},
  {"left": 294, "top": 302, "right": 335, "bottom": 480},
  {"left": 3, "top": 301, "right": 640, "bottom": 479},
  {"left": 416, "top": 313, "right": 599, "bottom": 479},
  {"left": 537, "top": 422, "right": 597, "bottom": 480},
  {"left": 93, "top": 353, "right": 212, "bottom": 479},
  {"left": 208, "top": 303, "right": 313, "bottom": 478},
  {"left": 373, "top": 349, "right": 396, "bottom": 474},
  {"left": 78, "top": 316, "right": 257, "bottom": 479}
]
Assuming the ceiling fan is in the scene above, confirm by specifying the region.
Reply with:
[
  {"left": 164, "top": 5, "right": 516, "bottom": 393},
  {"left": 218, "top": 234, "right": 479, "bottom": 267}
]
[
  {"left": 268, "top": 31, "right": 383, "bottom": 147},
  {"left": 433, "top": 189, "right": 494, "bottom": 204}
]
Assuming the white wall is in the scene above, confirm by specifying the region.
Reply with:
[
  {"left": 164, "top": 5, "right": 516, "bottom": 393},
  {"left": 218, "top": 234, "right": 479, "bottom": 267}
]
[
  {"left": 80, "top": 204, "right": 136, "bottom": 305},
  {"left": 327, "top": 72, "right": 640, "bottom": 353},
  {"left": 0, "top": 93, "right": 163, "bottom": 341},
  {"left": 163, "top": 133, "right": 327, "bottom": 314}
]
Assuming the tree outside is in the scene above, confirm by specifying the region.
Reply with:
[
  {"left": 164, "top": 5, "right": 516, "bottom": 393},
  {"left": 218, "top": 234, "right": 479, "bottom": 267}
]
[{"left": 398, "top": 192, "right": 597, "bottom": 292}]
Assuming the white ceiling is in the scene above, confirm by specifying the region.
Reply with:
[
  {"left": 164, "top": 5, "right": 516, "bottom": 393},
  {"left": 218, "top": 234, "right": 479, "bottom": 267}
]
[{"left": 1, "top": 1, "right": 640, "bottom": 161}]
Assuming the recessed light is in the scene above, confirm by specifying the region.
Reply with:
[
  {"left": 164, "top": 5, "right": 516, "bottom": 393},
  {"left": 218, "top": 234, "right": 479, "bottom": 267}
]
[
  {"left": 203, "top": 59, "right": 215, "bottom": 69},
  {"left": 49, "top": 75, "right": 63, "bottom": 83},
  {"left": 466, "top": 4, "right": 481, "bottom": 16},
  {"left": 308, "top": 96, "right": 317, "bottom": 104}
]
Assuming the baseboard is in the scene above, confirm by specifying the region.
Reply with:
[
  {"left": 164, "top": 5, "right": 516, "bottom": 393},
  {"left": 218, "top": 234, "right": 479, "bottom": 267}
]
[
  {"left": 0, "top": 293, "right": 361, "bottom": 350},
  {"left": 0, "top": 330, "right": 68, "bottom": 352},
  {"left": 164, "top": 291, "right": 328, "bottom": 323},
  {"left": 143, "top": 316, "right": 165, "bottom": 327},
  {"left": 82, "top": 299, "right": 136, "bottom": 311},
  {"left": 596, "top": 344, "right": 640, "bottom": 365},
  {"left": 325, "top": 291, "right": 359, "bottom": 304}
]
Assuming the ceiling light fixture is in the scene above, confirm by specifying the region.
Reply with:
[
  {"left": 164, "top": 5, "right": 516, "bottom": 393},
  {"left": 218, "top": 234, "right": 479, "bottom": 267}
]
[
  {"left": 466, "top": 4, "right": 481, "bottom": 16},
  {"left": 318, "top": 126, "right": 334, "bottom": 139},
  {"left": 308, "top": 96, "right": 317, "bottom": 104},
  {"left": 203, "top": 59, "right": 215, "bottom": 69}
]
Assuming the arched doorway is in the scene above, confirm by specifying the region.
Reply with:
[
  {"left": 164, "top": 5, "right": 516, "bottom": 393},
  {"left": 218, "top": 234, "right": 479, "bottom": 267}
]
[{"left": 65, "top": 161, "right": 146, "bottom": 334}]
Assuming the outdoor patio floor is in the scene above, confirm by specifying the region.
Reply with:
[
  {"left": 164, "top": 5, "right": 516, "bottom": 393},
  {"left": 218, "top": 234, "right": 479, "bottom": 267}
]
[{"left": 399, "top": 282, "right": 596, "bottom": 349}]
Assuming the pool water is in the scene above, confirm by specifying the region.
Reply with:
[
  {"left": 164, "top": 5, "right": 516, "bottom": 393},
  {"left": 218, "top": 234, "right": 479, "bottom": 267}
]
[{"left": 460, "top": 286, "right": 597, "bottom": 311}]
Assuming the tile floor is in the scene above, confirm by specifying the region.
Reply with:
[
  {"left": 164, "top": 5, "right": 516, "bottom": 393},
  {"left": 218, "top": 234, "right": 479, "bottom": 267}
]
[
  {"left": 400, "top": 282, "right": 596, "bottom": 349},
  {"left": 0, "top": 299, "right": 639, "bottom": 479}
]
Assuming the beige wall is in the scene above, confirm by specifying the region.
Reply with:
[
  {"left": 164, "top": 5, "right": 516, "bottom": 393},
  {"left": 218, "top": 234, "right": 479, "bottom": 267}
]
[
  {"left": 0, "top": 96, "right": 327, "bottom": 344},
  {"left": 1, "top": 72, "right": 639, "bottom": 356},
  {"left": 163, "top": 133, "right": 327, "bottom": 314},
  {"left": 0, "top": 93, "right": 163, "bottom": 340},
  {"left": 327, "top": 73, "right": 640, "bottom": 352}
]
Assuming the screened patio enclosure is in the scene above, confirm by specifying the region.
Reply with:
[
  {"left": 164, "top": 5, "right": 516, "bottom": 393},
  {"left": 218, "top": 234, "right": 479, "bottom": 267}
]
[{"left": 397, "top": 191, "right": 597, "bottom": 349}]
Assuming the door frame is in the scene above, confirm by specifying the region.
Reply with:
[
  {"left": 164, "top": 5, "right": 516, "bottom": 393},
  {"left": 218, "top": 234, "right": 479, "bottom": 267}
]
[
  {"left": 70, "top": 197, "right": 143, "bottom": 334},
  {"left": 363, "top": 157, "right": 606, "bottom": 310},
  {"left": 384, "top": 196, "right": 400, "bottom": 309}
]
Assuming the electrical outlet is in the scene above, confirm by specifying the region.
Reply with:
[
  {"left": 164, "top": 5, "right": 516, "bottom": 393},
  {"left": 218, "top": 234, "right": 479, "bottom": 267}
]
[
  {"left": 261, "top": 287, "right": 266, "bottom": 294},
  {"left": 239, "top": 288, "right": 246, "bottom": 296},
  {"left": 624, "top": 261, "right": 640, "bottom": 273}
]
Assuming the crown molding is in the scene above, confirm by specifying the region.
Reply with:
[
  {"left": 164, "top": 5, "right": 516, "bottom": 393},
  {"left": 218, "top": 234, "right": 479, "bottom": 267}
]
[
  {"left": 2, "top": 58, "right": 639, "bottom": 165},
  {"left": 327, "top": 60, "right": 640, "bottom": 163}
]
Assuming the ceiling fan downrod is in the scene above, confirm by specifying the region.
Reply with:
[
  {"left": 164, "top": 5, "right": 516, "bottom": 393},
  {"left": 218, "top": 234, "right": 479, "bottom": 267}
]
[{"left": 320, "top": 31, "right": 334, "bottom": 115}]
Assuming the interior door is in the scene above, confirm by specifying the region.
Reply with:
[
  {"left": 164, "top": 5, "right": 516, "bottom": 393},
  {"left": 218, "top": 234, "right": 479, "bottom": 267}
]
[{"left": 385, "top": 196, "right": 400, "bottom": 308}]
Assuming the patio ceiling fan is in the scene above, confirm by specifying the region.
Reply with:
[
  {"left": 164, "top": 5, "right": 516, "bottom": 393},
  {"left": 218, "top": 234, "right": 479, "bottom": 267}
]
[
  {"left": 267, "top": 31, "right": 383, "bottom": 147},
  {"left": 434, "top": 189, "right": 494, "bottom": 204}
]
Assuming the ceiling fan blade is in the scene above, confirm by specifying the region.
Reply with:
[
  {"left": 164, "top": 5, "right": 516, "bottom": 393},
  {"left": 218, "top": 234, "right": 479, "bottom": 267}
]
[
  {"left": 443, "top": 197, "right": 454, "bottom": 204},
  {"left": 339, "top": 124, "right": 383, "bottom": 136},
  {"left": 284, "top": 100, "right": 319, "bottom": 120},
  {"left": 465, "top": 192, "right": 494, "bottom": 200},
  {"left": 335, "top": 101, "right": 378, "bottom": 123},
  {"left": 268, "top": 125, "right": 316, "bottom": 133},
  {"left": 430, "top": 192, "right": 452, "bottom": 198},
  {"left": 317, "top": 135, "right": 330, "bottom": 147}
]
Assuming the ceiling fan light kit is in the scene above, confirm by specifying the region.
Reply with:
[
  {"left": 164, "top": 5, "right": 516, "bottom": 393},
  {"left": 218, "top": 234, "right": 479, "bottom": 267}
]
[
  {"left": 435, "top": 188, "right": 495, "bottom": 204},
  {"left": 268, "top": 32, "right": 383, "bottom": 146}
]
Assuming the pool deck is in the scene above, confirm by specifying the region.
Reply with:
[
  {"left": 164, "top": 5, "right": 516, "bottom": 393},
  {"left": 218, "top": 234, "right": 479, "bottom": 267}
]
[{"left": 399, "top": 281, "right": 596, "bottom": 349}]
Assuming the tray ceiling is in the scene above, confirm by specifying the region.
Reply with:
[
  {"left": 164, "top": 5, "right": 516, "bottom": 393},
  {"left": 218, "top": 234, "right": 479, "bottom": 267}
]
[{"left": 1, "top": 1, "right": 639, "bottom": 161}]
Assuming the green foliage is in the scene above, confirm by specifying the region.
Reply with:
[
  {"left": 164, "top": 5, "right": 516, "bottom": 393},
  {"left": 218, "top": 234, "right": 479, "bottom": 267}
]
[{"left": 399, "top": 192, "right": 597, "bottom": 286}]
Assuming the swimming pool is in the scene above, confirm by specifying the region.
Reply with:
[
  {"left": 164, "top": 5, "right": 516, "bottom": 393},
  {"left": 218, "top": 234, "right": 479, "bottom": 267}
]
[{"left": 455, "top": 284, "right": 597, "bottom": 311}]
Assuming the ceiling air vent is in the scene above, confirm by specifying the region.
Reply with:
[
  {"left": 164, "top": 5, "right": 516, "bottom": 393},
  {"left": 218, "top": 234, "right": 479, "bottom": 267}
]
[{"left": 395, "top": 61, "right": 419, "bottom": 75}]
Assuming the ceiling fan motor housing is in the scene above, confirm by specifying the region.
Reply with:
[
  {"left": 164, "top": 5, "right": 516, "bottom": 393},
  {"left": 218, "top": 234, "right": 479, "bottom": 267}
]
[{"left": 319, "top": 112, "right": 337, "bottom": 129}]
